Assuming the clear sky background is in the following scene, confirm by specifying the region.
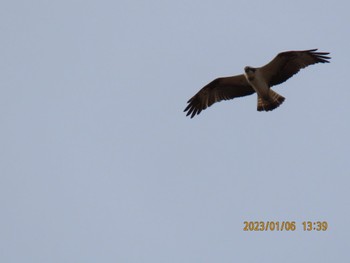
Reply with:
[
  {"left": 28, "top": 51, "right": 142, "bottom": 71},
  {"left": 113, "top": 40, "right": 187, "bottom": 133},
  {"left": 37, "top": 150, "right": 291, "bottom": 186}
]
[{"left": 1, "top": 0, "right": 349, "bottom": 262}]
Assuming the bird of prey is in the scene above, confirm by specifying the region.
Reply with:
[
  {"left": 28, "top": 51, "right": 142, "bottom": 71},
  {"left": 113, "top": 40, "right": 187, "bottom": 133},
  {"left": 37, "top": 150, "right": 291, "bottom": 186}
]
[{"left": 184, "top": 49, "right": 330, "bottom": 118}]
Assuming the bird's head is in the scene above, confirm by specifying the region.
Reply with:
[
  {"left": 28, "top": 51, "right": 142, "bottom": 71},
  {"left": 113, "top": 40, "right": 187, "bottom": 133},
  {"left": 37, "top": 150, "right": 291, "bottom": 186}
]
[
  {"left": 244, "top": 66, "right": 256, "bottom": 74},
  {"left": 244, "top": 66, "right": 256, "bottom": 81}
]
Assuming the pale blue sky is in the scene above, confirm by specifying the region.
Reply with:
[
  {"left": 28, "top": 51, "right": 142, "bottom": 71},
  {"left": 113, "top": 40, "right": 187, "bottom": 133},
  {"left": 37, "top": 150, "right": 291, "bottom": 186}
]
[{"left": 1, "top": 0, "right": 349, "bottom": 262}]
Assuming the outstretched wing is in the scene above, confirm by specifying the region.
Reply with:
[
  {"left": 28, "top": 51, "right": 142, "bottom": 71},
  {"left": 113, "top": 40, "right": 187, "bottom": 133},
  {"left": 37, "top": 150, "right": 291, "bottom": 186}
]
[
  {"left": 260, "top": 49, "right": 331, "bottom": 87},
  {"left": 184, "top": 75, "right": 255, "bottom": 118}
]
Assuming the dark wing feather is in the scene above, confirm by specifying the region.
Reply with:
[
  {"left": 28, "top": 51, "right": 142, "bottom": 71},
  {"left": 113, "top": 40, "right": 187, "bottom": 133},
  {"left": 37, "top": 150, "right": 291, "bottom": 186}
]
[
  {"left": 184, "top": 75, "right": 254, "bottom": 118},
  {"left": 260, "top": 49, "right": 331, "bottom": 87}
]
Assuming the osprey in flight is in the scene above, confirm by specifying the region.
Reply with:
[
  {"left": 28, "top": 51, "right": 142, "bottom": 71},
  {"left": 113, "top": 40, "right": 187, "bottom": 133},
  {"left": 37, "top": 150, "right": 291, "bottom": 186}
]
[{"left": 184, "top": 49, "right": 330, "bottom": 118}]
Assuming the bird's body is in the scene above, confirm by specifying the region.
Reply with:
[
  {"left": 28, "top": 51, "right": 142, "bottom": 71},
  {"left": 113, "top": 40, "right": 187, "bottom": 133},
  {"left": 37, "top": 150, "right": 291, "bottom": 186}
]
[
  {"left": 244, "top": 66, "right": 286, "bottom": 111},
  {"left": 244, "top": 67, "right": 269, "bottom": 98},
  {"left": 184, "top": 49, "right": 330, "bottom": 118}
]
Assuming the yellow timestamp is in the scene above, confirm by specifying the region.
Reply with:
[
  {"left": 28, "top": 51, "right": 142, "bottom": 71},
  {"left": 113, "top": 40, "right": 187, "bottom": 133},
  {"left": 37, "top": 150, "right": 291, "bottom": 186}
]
[
  {"left": 243, "top": 221, "right": 328, "bottom": 231},
  {"left": 302, "top": 221, "right": 328, "bottom": 231},
  {"left": 243, "top": 221, "right": 296, "bottom": 231}
]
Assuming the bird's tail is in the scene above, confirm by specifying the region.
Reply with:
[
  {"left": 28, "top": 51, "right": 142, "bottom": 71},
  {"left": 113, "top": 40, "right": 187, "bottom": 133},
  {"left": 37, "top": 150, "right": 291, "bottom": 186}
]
[{"left": 257, "top": 90, "right": 285, "bottom": 111}]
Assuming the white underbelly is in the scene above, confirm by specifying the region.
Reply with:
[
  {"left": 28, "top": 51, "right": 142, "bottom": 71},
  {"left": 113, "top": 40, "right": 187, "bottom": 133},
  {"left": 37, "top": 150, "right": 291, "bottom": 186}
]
[
  {"left": 251, "top": 81, "right": 269, "bottom": 98},
  {"left": 245, "top": 72, "right": 270, "bottom": 98}
]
